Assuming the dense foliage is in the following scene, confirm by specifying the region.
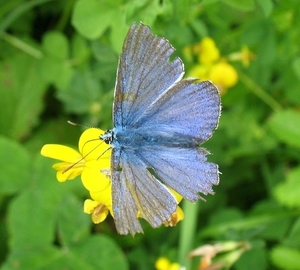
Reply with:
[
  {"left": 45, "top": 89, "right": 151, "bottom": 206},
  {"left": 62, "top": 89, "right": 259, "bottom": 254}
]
[{"left": 1, "top": 0, "right": 300, "bottom": 269}]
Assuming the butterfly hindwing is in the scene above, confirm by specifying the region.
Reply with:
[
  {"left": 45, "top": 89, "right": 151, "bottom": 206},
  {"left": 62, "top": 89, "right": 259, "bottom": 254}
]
[
  {"left": 137, "top": 146, "right": 219, "bottom": 202},
  {"left": 111, "top": 147, "right": 177, "bottom": 235}
]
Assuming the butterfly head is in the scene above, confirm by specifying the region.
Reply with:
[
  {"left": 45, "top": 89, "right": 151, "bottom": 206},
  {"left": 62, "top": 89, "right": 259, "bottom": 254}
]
[{"left": 100, "top": 129, "right": 114, "bottom": 145}]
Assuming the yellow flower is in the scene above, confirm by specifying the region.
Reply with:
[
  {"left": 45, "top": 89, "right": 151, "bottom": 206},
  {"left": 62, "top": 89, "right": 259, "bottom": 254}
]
[
  {"left": 41, "top": 144, "right": 84, "bottom": 182},
  {"left": 197, "top": 37, "right": 220, "bottom": 65},
  {"left": 185, "top": 36, "right": 245, "bottom": 95},
  {"left": 209, "top": 61, "right": 238, "bottom": 93},
  {"left": 164, "top": 206, "right": 184, "bottom": 227},
  {"left": 83, "top": 170, "right": 113, "bottom": 223},
  {"left": 188, "top": 64, "right": 210, "bottom": 80},
  {"left": 155, "top": 257, "right": 180, "bottom": 270},
  {"left": 41, "top": 128, "right": 113, "bottom": 224},
  {"left": 88, "top": 182, "right": 113, "bottom": 218},
  {"left": 162, "top": 188, "right": 184, "bottom": 226},
  {"left": 228, "top": 45, "right": 255, "bottom": 67},
  {"left": 84, "top": 199, "right": 110, "bottom": 223},
  {"left": 240, "top": 46, "right": 253, "bottom": 67},
  {"left": 41, "top": 128, "right": 111, "bottom": 185}
]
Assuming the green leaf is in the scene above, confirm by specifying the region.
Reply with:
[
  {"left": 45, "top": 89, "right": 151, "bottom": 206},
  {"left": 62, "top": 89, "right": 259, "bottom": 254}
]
[
  {"left": 71, "top": 0, "right": 117, "bottom": 40},
  {"left": 270, "top": 246, "right": 300, "bottom": 270},
  {"left": 42, "top": 31, "right": 69, "bottom": 60},
  {"left": 2, "top": 236, "right": 129, "bottom": 270},
  {"left": 57, "top": 193, "right": 90, "bottom": 247},
  {"left": 57, "top": 69, "right": 102, "bottom": 114},
  {"left": 72, "top": 235, "right": 129, "bottom": 270},
  {"left": 274, "top": 167, "right": 300, "bottom": 208},
  {"left": 292, "top": 57, "right": 300, "bottom": 79},
  {"left": 91, "top": 42, "right": 118, "bottom": 64},
  {"left": 40, "top": 31, "right": 73, "bottom": 90},
  {"left": 256, "top": 0, "right": 273, "bottom": 17},
  {"left": 71, "top": 34, "right": 91, "bottom": 65},
  {"left": 0, "top": 53, "right": 47, "bottom": 140},
  {"left": 7, "top": 155, "right": 65, "bottom": 249},
  {"left": 0, "top": 136, "right": 30, "bottom": 194},
  {"left": 200, "top": 208, "right": 297, "bottom": 239},
  {"left": 39, "top": 55, "right": 73, "bottom": 91},
  {"left": 268, "top": 109, "right": 300, "bottom": 149},
  {"left": 256, "top": 30, "right": 277, "bottom": 66},
  {"left": 110, "top": 14, "right": 128, "bottom": 53},
  {"left": 283, "top": 217, "right": 300, "bottom": 249},
  {"left": 1, "top": 246, "right": 62, "bottom": 270},
  {"left": 235, "top": 247, "right": 268, "bottom": 270},
  {"left": 8, "top": 189, "right": 57, "bottom": 249},
  {"left": 201, "top": 0, "right": 219, "bottom": 4},
  {"left": 24, "top": 118, "right": 83, "bottom": 154},
  {"left": 190, "top": 19, "right": 208, "bottom": 38},
  {"left": 0, "top": 0, "right": 54, "bottom": 36},
  {"left": 250, "top": 200, "right": 291, "bottom": 241},
  {"left": 223, "top": 0, "right": 255, "bottom": 11},
  {"left": 209, "top": 208, "right": 244, "bottom": 226},
  {"left": 125, "top": 0, "right": 161, "bottom": 27}
]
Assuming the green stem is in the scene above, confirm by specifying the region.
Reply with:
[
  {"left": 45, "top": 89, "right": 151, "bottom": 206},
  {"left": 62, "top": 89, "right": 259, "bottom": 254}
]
[
  {"left": 2, "top": 33, "right": 43, "bottom": 59},
  {"left": 0, "top": 0, "right": 54, "bottom": 36},
  {"left": 178, "top": 200, "right": 199, "bottom": 269},
  {"left": 239, "top": 71, "right": 282, "bottom": 112},
  {"left": 56, "top": 0, "right": 76, "bottom": 31}
]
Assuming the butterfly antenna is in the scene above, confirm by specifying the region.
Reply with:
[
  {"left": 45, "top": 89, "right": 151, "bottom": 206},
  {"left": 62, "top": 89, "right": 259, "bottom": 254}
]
[
  {"left": 62, "top": 156, "right": 85, "bottom": 174},
  {"left": 67, "top": 120, "right": 98, "bottom": 129},
  {"left": 97, "top": 146, "right": 112, "bottom": 161},
  {"left": 63, "top": 139, "right": 105, "bottom": 174}
]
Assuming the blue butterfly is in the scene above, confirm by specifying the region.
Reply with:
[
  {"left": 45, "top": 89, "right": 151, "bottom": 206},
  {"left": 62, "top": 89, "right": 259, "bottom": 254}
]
[{"left": 101, "top": 23, "right": 221, "bottom": 235}]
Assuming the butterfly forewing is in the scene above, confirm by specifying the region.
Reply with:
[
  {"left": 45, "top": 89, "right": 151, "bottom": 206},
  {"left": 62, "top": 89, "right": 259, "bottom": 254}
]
[
  {"left": 135, "top": 79, "right": 221, "bottom": 143},
  {"left": 113, "top": 23, "right": 184, "bottom": 127}
]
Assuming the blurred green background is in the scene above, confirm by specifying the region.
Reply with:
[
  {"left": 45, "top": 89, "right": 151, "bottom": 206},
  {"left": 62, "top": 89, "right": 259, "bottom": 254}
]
[{"left": 1, "top": 0, "right": 300, "bottom": 269}]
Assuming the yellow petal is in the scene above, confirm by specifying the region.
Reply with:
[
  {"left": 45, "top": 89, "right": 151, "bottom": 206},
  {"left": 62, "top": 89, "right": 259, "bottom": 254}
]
[
  {"left": 85, "top": 156, "right": 110, "bottom": 171},
  {"left": 92, "top": 204, "right": 109, "bottom": 223},
  {"left": 209, "top": 61, "right": 238, "bottom": 89},
  {"left": 175, "top": 206, "right": 184, "bottom": 222},
  {"left": 198, "top": 37, "right": 220, "bottom": 65},
  {"left": 164, "top": 206, "right": 184, "bottom": 227},
  {"left": 84, "top": 199, "right": 100, "bottom": 214},
  {"left": 56, "top": 167, "right": 83, "bottom": 182},
  {"left": 155, "top": 257, "right": 171, "bottom": 270},
  {"left": 78, "top": 128, "right": 111, "bottom": 161},
  {"left": 90, "top": 186, "right": 112, "bottom": 207},
  {"left": 81, "top": 165, "right": 111, "bottom": 192},
  {"left": 169, "top": 188, "right": 183, "bottom": 203},
  {"left": 169, "top": 263, "right": 180, "bottom": 270},
  {"left": 241, "top": 45, "right": 255, "bottom": 67},
  {"left": 84, "top": 199, "right": 109, "bottom": 223},
  {"left": 41, "top": 144, "right": 81, "bottom": 162}
]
